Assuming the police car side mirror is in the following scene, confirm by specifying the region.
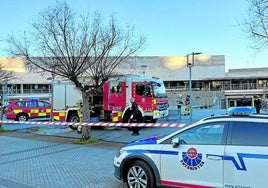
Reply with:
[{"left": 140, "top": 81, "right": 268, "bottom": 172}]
[
  {"left": 172, "top": 137, "right": 187, "bottom": 148},
  {"left": 172, "top": 137, "right": 180, "bottom": 148}
]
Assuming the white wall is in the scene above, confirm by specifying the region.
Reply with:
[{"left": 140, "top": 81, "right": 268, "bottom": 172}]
[{"left": 117, "top": 55, "right": 226, "bottom": 81}]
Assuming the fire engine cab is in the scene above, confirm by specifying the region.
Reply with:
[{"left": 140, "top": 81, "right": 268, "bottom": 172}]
[{"left": 103, "top": 74, "right": 169, "bottom": 123}]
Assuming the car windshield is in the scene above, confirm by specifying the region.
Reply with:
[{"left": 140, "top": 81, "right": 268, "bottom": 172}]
[{"left": 151, "top": 81, "right": 167, "bottom": 98}]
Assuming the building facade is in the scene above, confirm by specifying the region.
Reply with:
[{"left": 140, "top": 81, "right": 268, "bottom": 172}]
[{"left": 1, "top": 56, "right": 268, "bottom": 109}]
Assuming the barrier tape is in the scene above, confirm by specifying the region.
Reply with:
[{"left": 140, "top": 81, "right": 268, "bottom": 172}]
[{"left": 0, "top": 120, "right": 188, "bottom": 128}]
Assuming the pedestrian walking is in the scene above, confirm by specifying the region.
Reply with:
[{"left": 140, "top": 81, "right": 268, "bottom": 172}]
[
  {"left": 254, "top": 95, "right": 262, "bottom": 113},
  {"left": 241, "top": 95, "right": 249, "bottom": 106}
]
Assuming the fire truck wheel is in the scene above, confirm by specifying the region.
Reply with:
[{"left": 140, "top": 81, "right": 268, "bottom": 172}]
[
  {"left": 68, "top": 113, "right": 80, "bottom": 122},
  {"left": 16, "top": 113, "right": 29, "bottom": 121},
  {"left": 68, "top": 113, "right": 80, "bottom": 130},
  {"left": 69, "top": 125, "right": 78, "bottom": 130}
]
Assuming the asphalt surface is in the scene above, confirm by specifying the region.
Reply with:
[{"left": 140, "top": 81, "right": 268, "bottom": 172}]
[{"left": 0, "top": 107, "right": 228, "bottom": 188}]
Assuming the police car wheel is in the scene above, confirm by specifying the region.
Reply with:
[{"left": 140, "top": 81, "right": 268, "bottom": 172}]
[{"left": 126, "top": 160, "right": 155, "bottom": 188}]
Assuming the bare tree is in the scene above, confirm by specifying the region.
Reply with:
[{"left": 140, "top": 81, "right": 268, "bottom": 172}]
[
  {"left": 87, "top": 17, "right": 145, "bottom": 91},
  {"left": 243, "top": 0, "right": 268, "bottom": 50},
  {"left": 0, "top": 65, "right": 14, "bottom": 83},
  {"left": 5, "top": 1, "right": 145, "bottom": 138}
]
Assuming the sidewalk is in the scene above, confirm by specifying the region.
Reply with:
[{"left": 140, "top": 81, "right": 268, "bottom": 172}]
[{"left": 3, "top": 107, "right": 228, "bottom": 143}]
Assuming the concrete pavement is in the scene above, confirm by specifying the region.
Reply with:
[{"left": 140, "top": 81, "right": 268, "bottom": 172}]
[{"left": 0, "top": 132, "right": 126, "bottom": 188}]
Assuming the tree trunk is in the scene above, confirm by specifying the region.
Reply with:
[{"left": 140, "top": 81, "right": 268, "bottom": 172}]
[
  {"left": 81, "top": 126, "right": 90, "bottom": 140},
  {"left": 81, "top": 90, "right": 91, "bottom": 139}
]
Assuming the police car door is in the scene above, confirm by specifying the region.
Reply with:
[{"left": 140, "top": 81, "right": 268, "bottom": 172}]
[
  {"left": 160, "top": 122, "right": 227, "bottom": 188},
  {"left": 224, "top": 121, "right": 268, "bottom": 188}
]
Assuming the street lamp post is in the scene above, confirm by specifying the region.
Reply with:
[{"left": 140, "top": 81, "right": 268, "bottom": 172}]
[
  {"left": 47, "top": 77, "right": 54, "bottom": 121},
  {"left": 186, "top": 52, "right": 202, "bottom": 123},
  {"left": 47, "top": 72, "right": 56, "bottom": 121},
  {"left": 1, "top": 79, "right": 8, "bottom": 122}
]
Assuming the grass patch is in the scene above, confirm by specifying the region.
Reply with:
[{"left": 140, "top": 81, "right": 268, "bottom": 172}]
[
  {"left": 0, "top": 126, "right": 12, "bottom": 132},
  {"left": 74, "top": 137, "right": 100, "bottom": 145}
]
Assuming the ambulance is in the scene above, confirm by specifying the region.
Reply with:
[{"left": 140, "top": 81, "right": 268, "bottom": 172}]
[{"left": 114, "top": 107, "right": 268, "bottom": 188}]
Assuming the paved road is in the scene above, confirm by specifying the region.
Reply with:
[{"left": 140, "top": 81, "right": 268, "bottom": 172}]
[{"left": 0, "top": 107, "right": 228, "bottom": 188}]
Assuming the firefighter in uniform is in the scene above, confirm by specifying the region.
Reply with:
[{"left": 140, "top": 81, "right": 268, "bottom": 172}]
[{"left": 184, "top": 95, "right": 190, "bottom": 116}]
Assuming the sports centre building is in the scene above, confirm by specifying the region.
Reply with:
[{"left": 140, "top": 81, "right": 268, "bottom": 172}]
[{"left": 1, "top": 56, "right": 268, "bottom": 109}]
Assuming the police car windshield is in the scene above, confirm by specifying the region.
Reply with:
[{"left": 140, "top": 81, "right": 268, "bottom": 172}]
[{"left": 151, "top": 82, "right": 167, "bottom": 98}]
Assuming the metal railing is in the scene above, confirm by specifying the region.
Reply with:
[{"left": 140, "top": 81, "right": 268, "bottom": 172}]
[
  {"left": 166, "top": 82, "right": 267, "bottom": 91},
  {"left": 1, "top": 88, "right": 49, "bottom": 95}
]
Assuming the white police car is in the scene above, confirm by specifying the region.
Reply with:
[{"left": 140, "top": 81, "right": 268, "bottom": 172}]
[{"left": 114, "top": 107, "right": 268, "bottom": 188}]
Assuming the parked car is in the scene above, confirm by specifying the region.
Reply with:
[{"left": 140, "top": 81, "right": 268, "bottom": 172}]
[
  {"left": 114, "top": 106, "right": 268, "bottom": 188},
  {"left": 4, "top": 99, "right": 51, "bottom": 121}
]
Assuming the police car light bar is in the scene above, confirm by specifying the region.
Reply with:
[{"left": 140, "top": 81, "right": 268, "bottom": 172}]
[{"left": 227, "top": 106, "right": 256, "bottom": 116}]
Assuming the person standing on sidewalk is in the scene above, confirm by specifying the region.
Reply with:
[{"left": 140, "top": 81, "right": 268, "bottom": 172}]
[
  {"left": 176, "top": 95, "right": 183, "bottom": 119},
  {"left": 241, "top": 95, "right": 249, "bottom": 106},
  {"left": 129, "top": 98, "right": 140, "bottom": 136},
  {"left": 254, "top": 95, "right": 262, "bottom": 113}
]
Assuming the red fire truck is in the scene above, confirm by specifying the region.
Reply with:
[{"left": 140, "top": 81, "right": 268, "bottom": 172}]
[
  {"left": 103, "top": 74, "right": 169, "bottom": 123},
  {"left": 52, "top": 74, "right": 169, "bottom": 128}
]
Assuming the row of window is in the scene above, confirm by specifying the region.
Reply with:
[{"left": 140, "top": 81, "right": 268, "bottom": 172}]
[
  {"left": 165, "top": 79, "right": 268, "bottom": 91},
  {"left": 1, "top": 84, "right": 50, "bottom": 95},
  {"left": 16, "top": 100, "right": 50, "bottom": 108},
  {"left": 109, "top": 81, "right": 152, "bottom": 97}
]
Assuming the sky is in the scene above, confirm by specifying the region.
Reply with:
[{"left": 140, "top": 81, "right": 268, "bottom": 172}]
[{"left": 0, "top": 0, "right": 267, "bottom": 71}]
